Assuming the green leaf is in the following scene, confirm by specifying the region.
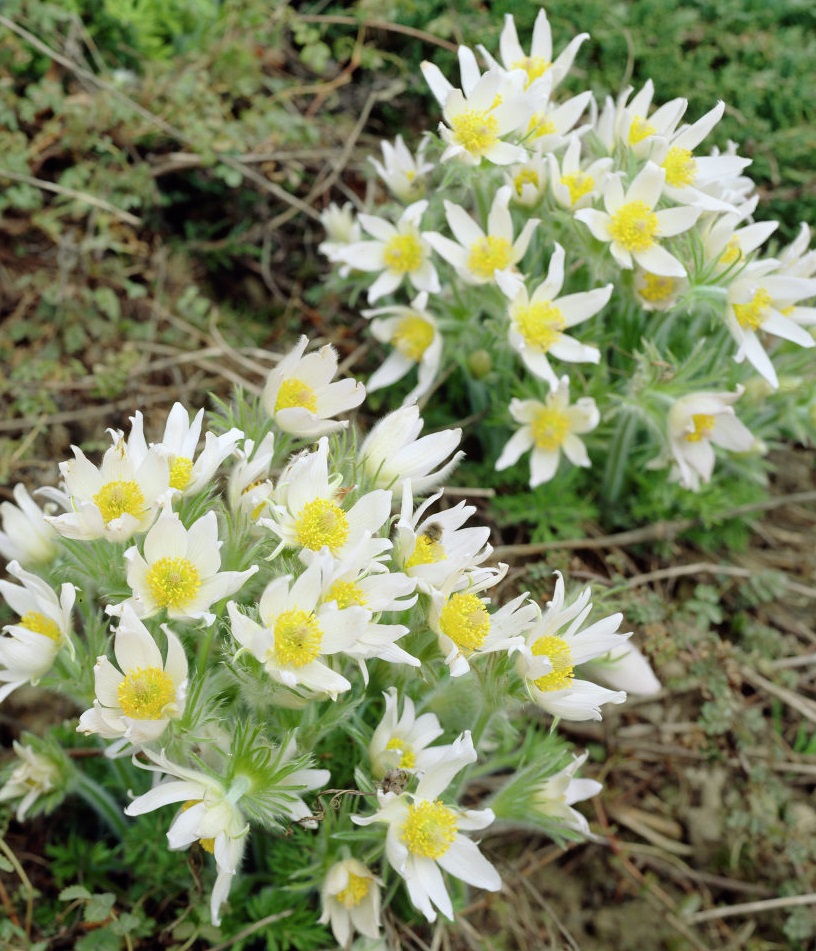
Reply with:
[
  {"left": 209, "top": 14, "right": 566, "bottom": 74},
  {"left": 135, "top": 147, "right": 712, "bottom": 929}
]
[
  {"left": 84, "top": 891, "right": 116, "bottom": 922},
  {"left": 59, "top": 884, "right": 92, "bottom": 901}
]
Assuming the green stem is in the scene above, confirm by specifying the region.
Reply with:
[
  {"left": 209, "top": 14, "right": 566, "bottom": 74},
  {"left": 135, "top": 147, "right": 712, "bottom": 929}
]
[
  {"left": 73, "top": 770, "right": 129, "bottom": 839},
  {"left": 603, "top": 410, "right": 639, "bottom": 504}
]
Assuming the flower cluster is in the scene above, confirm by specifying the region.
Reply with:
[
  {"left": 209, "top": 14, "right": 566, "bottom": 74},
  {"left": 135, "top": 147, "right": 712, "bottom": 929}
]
[
  {"left": 321, "top": 9, "right": 816, "bottom": 499},
  {"left": 0, "top": 334, "right": 650, "bottom": 943}
]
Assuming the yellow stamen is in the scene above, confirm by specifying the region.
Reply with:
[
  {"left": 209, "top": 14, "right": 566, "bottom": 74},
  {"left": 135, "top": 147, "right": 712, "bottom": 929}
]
[
  {"left": 336, "top": 872, "right": 371, "bottom": 908},
  {"left": 401, "top": 800, "right": 458, "bottom": 859},
  {"left": 295, "top": 498, "right": 349, "bottom": 554},
  {"left": 169, "top": 456, "right": 194, "bottom": 491},
  {"left": 685, "top": 413, "right": 716, "bottom": 443},
  {"left": 608, "top": 200, "right": 659, "bottom": 253},
  {"left": 514, "top": 301, "right": 566, "bottom": 352},
  {"left": 385, "top": 737, "right": 416, "bottom": 769},
  {"left": 513, "top": 168, "right": 540, "bottom": 196},
  {"left": 393, "top": 314, "right": 434, "bottom": 362},
  {"left": 145, "top": 557, "right": 201, "bottom": 609},
  {"left": 529, "top": 115, "right": 557, "bottom": 139},
  {"left": 662, "top": 147, "right": 697, "bottom": 188},
  {"left": 117, "top": 666, "right": 175, "bottom": 719},
  {"left": 719, "top": 236, "right": 742, "bottom": 267},
  {"left": 405, "top": 533, "right": 446, "bottom": 569},
  {"left": 93, "top": 480, "right": 145, "bottom": 524},
  {"left": 324, "top": 580, "right": 366, "bottom": 609},
  {"left": 530, "top": 635, "right": 575, "bottom": 692},
  {"left": 530, "top": 406, "right": 570, "bottom": 451},
  {"left": 273, "top": 608, "right": 323, "bottom": 667},
  {"left": 382, "top": 232, "right": 423, "bottom": 274},
  {"left": 639, "top": 273, "right": 677, "bottom": 304},
  {"left": 468, "top": 235, "right": 513, "bottom": 281},
  {"left": 733, "top": 289, "right": 772, "bottom": 331},
  {"left": 511, "top": 55, "right": 551, "bottom": 85},
  {"left": 19, "top": 611, "right": 61, "bottom": 642},
  {"left": 438, "top": 592, "right": 490, "bottom": 651},
  {"left": 628, "top": 115, "right": 655, "bottom": 145},
  {"left": 275, "top": 378, "right": 318, "bottom": 413},
  {"left": 560, "top": 171, "right": 595, "bottom": 205},
  {"left": 451, "top": 108, "right": 499, "bottom": 157},
  {"left": 182, "top": 801, "right": 215, "bottom": 852}
]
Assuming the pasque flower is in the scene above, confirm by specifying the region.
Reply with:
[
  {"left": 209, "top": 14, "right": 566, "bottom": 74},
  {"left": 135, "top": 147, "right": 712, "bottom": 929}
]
[
  {"left": 320, "top": 857, "right": 382, "bottom": 946},
  {"left": 0, "top": 483, "right": 59, "bottom": 567}
]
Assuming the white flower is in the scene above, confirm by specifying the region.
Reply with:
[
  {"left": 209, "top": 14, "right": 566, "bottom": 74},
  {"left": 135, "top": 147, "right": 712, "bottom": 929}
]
[
  {"left": 226, "top": 433, "right": 277, "bottom": 521},
  {"left": 581, "top": 641, "right": 661, "bottom": 697},
  {"left": 261, "top": 437, "right": 392, "bottom": 561},
  {"left": 352, "top": 732, "right": 500, "bottom": 922},
  {"left": 499, "top": 243, "right": 611, "bottom": 385},
  {"left": 665, "top": 387, "right": 755, "bottom": 490},
  {"left": 777, "top": 223, "right": 816, "bottom": 282},
  {"left": 425, "top": 186, "right": 538, "bottom": 294},
  {"left": 496, "top": 377, "right": 599, "bottom": 487},
  {"left": 512, "top": 572, "right": 630, "bottom": 721},
  {"left": 699, "top": 195, "right": 777, "bottom": 272},
  {"left": 126, "top": 403, "right": 243, "bottom": 496},
  {"left": 109, "top": 508, "right": 258, "bottom": 625},
  {"left": 478, "top": 10, "right": 589, "bottom": 92},
  {"left": 524, "top": 88, "right": 594, "bottom": 154},
  {"left": 359, "top": 404, "right": 464, "bottom": 494},
  {"left": 320, "top": 857, "right": 382, "bottom": 946},
  {"left": 363, "top": 292, "right": 443, "bottom": 404},
  {"left": 575, "top": 162, "right": 701, "bottom": 277},
  {"left": 124, "top": 750, "right": 251, "bottom": 926},
  {"left": 548, "top": 136, "right": 614, "bottom": 212},
  {"left": 0, "top": 741, "right": 61, "bottom": 822},
  {"left": 46, "top": 435, "right": 172, "bottom": 543},
  {"left": 369, "top": 134, "right": 434, "bottom": 202},
  {"left": 228, "top": 558, "right": 366, "bottom": 698},
  {"left": 633, "top": 269, "right": 689, "bottom": 312},
  {"left": 262, "top": 335, "right": 365, "bottom": 437},
  {"left": 0, "top": 561, "right": 75, "bottom": 702},
  {"left": 0, "top": 483, "right": 60, "bottom": 567},
  {"left": 531, "top": 751, "right": 603, "bottom": 836},
  {"left": 334, "top": 201, "right": 440, "bottom": 304},
  {"left": 595, "top": 80, "right": 687, "bottom": 156},
  {"left": 421, "top": 49, "right": 538, "bottom": 166},
  {"left": 506, "top": 150, "right": 550, "bottom": 207},
  {"left": 369, "top": 687, "right": 445, "bottom": 779},
  {"left": 77, "top": 605, "right": 187, "bottom": 747},
  {"left": 724, "top": 262, "right": 816, "bottom": 387},
  {"left": 319, "top": 202, "right": 362, "bottom": 277}
]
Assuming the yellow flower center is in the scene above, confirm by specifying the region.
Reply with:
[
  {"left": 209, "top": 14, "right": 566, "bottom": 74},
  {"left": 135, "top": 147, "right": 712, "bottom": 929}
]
[
  {"left": 393, "top": 314, "right": 434, "bottom": 362},
  {"left": 93, "top": 480, "right": 145, "bottom": 524},
  {"left": 117, "top": 666, "right": 175, "bottom": 719},
  {"left": 382, "top": 232, "right": 424, "bottom": 274},
  {"left": 169, "top": 456, "right": 194, "bottom": 491},
  {"left": 719, "top": 236, "right": 742, "bottom": 267},
  {"left": 182, "top": 801, "right": 215, "bottom": 853},
  {"left": 295, "top": 498, "right": 350, "bottom": 554},
  {"left": 324, "top": 580, "right": 366, "bottom": 609},
  {"left": 402, "top": 800, "right": 458, "bottom": 859},
  {"left": 275, "top": 377, "right": 318, "bottom": 413},
  {"left": 438, "top": 592, "right": 490, "bottom": 651},
  {"left": 19, "top": 611, "right": 61, "bottom": 642},
  {"left": 608, "top": 200, "right": 659, "bottom": 253},
  {"left": 467, "top": 235, "right": 513, "bottom": 281},
  {"left": 511, "top": 55, "right": 552, "bottom": 85},
  {"left": 685, "top": 413, "right": 716, "bottom": 443},
  {"left": 385, "top": 737, "right": 416, "bottom": 769},
  {"left": 530, "top": 635, "right": 575, "bottom": 692},
  {"left": 529, "top": 115, "right": 557, "bottom": 139},
  {"left": 733, "top": 289, "right": 772, "bottom": 331},
  {"left": 514, "top": 301, "right": 566, "bottom": 352},
  {"left": 530, "top": 406, "right": 570, "bottom": 451},
  {"left": 405, "top": 533, "right": 446, "bottom": 569},
  {"left": 146, "top": 557, "right": 201, "bottom": 609},
  {"left": 628, "top": 115, "right": 656, "bottom": 145},
  {"left": 662, "top": 147, "right": 697, "bottom": 188},
  {"left": 639, "top": 273, "right": 677, "bottom": 304},
  {"left": 450, "top": 108, "right": 500, "bottom": 157},
  {"left": 513, "top": 168, "right": 540, "bottom": 196},
  {"left": 273, "top": 608, "right": 323, "bottom": 667},
  {"left": 560, "top": 171, "right": 595, "bottom": 205},
  {"left": 336, "top": 872, "right": 371, "bottom": 909}
]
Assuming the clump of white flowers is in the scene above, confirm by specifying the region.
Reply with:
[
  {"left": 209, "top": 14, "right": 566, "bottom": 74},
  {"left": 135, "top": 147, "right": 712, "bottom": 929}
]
[
  {"left": 322, "top": 8, "right": 816, "bottom": 502},
  {"left": 0, "top": 334, "right": 651, "bottom": 944}
]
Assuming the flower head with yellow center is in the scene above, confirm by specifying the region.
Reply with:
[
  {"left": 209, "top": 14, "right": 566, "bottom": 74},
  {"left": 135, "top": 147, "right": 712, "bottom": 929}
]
[
  {"left": 0, "top": 561, "right": 76, "bottom": 703},
  {"left": 320, "top": 857, "right": 382, "bottom": 946},
  {"left": 0, "top": 739, "right": 64, "bottom": 823},
  {"left": 501, "top": 243, "right": 610, "bottom": 385},
  {"left": 78, "top": 604, "right": 188, "bottom": 747},
  {"left": 496, "top": 377, "right": 600, "bottom": 488},
  {"left": 363, "top": 292, "right": 443, "bottom": 404},
  {"left": 110, "top": 507, "right": 257, "bottom": 626},
  {"left": 228, "top": 556, "right": 367, "bottom": 698},
  {"left": 370, "top": 134, "right": 434, "bottom": 202},
  {"left": 512, "top": 572, "right": 629, "bottom": 721},
  {"left": 425, "top": 186, "right": 539, "bottom": 293},
  {"left": 353, "top": 731, "right": 501, "bottom": 922},
  {"left": 0, "top": 483, "right": 59, "bottom": 568},
  {"left": 369, "top": 687, "right": 445, "bottom": 779},
  {"left": 595, "top": 79, "right": 687, "bottom": 156},
  {"left": 334, "top": 200, "right": 440, "bottom": 304},
  {"left": 262, "top": 335, "right": 365, "bottom": 439},
  {"left": 548, "top": 136, "right": 614, "bottom": 213},
  {"left": 575, "top": 162, "right": 700, "bottom": 277}
]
